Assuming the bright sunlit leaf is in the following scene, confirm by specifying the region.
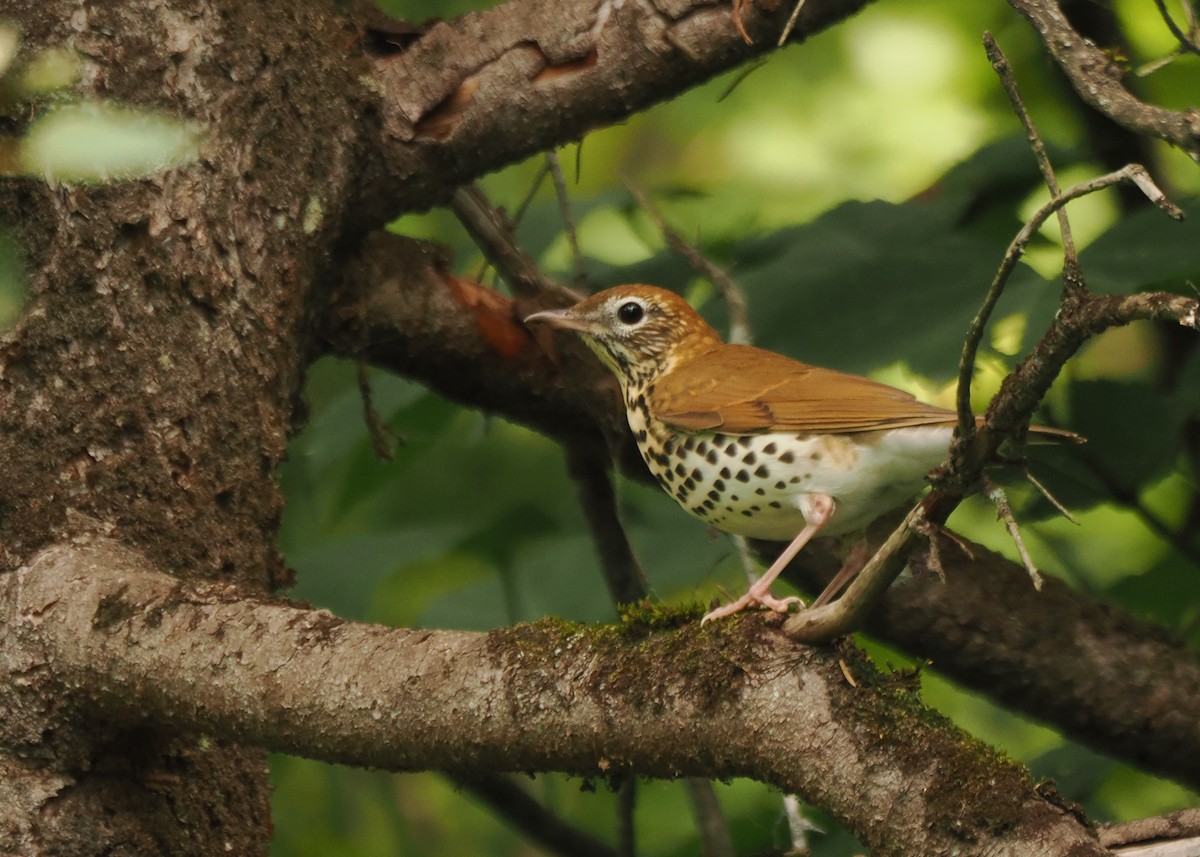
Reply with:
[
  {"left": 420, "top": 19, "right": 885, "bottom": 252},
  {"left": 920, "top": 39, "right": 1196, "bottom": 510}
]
[
  {"left": 20, "top": 47, "right": 79, "bottom": 93},
  {"left": 18, "top": 101, "right": 200, "bottom": 181},
  {"left": 0, "top": 22, "right": 18, "bottom": 78}
]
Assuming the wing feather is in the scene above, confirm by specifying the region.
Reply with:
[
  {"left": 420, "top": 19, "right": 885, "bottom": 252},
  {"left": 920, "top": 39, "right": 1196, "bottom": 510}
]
[{"left": 650, "top": 345, "right": 958, "bottom": 434}]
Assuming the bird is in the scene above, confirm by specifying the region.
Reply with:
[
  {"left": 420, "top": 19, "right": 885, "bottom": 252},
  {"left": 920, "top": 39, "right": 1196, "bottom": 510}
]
[{"left": 525, "top": 285, "right": 1078, "bottom": 623}]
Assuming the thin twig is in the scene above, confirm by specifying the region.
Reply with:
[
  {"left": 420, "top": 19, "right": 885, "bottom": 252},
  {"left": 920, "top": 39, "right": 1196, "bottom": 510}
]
[
  {"left": 1152, "top": 0, "right": 1200, "bottom": 56},
  {"left": 452, "top": 773, "right": 617, "bottom": 857},
  {"left": 616, "top": 776, "right": 636, "bottom": 857},
  {"left": 565, "top": 443, "right": 649, "bottom": 605},
  {"left": 684, "top": 779, "right": 736, "bottom": 857},
  {"left": 622, "top": 176, "right": 753, "bottom": 344},
  {"left": 451, "top": 184, "right": 583, "bottom": 304},
  {"left": 546, "top": 151, "right": 587, "bottom": 286},
  {"left": 1022, "top": 467, "right": 1080, "bottom": 525},
  {"left": 984, "top": 34, "right": 1075, "bottom": 263},
  {"left": 356, "top": 359, "right": 401, "bottom": 459},
  {"left": 778, "top": 0, "right": 808, "bottom": 46},
  {"left": 986, "top": 480, "right": 1043, "bottom": 591},
  {"left": 471, "top": 162, "right": 552, "bottom": 284},
  {"left": 956, "top": 163, "right": 1183, "bottom": 441}
]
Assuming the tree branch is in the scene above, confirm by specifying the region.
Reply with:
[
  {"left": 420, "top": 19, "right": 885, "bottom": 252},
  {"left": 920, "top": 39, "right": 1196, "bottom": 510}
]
[
  {"left": 4, "top": 537, "right": 1108, "bottom": 857},
  {"left": 356, "top": 0, "right": 876, "bottom": 219},
  {"left": 1007, "top": 0, "right": 1200, "bottom": 159}
]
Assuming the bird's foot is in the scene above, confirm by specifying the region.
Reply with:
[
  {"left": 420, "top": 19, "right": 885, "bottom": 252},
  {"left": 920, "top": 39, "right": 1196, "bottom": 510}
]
[{"left": 701, "top": 590, "right": 804, "bottom": 624}]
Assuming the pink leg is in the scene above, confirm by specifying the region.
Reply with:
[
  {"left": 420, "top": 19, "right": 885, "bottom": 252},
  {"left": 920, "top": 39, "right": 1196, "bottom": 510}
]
[
  {"left": 702, "top": 494, "right": 835, "bottom": 623},
  {"left": 808, "top": 540, "right": 870, "bottom": 609}
]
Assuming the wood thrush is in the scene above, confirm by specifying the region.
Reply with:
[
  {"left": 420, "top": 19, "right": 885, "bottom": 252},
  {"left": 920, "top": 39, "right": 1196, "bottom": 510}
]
[{"left": 526, "top": 285, "right": 1077, "bottom": 623}]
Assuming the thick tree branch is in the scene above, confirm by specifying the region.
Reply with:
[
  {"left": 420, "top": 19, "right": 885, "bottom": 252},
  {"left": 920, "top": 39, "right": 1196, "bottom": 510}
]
[
  {"left": 3, "top": 537, "right": 1107, "bottom": 857},
  {"left": 355, "top": 0, "right": 875, "bottom": 219}
]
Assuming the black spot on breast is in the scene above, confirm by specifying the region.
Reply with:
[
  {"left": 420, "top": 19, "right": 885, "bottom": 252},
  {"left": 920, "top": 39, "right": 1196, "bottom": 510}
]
[
  {"left": 636, "top": 429, "right": 647, "bottom": 443},
  {"left": 675, "top": 463, "right": 688, "bottom": 477},
  {"left": 719, "top": 467, "right": 731, "bottom": 480},
  {"left": 741, "top": 510, "right": 753, "bottom": 517},
  {"left": 755, "top": 487, "right": 765, "bottom": 496},
  {"left": 713, "top": 479, "right": 725, "bottom": 492},
  {"left": 810, "top": 451, "right": 823, "bottom": 462},
  {"left": 754, "top": 465, "right": 769, "bottom": 478},
  {"left": 701, "top": 499, "right": 715, "bottom": 511},
  {"left": 769, "top": 501, "right": 782, "bottom": 509},
  {"left": 682, "top": 477, "right": 696, "bottom": 492},
  {"left": 707, "top": 489, "right": 720, "bottom": 502},
  {"left": 780, "top": 451, "right": 795, "bottom": 464},
  {"left": 789, "top": 476, "right": 802, "bottom": 484},
  {"left": 737, "top": 436, "right": 753, "bottom": 447},
  {"left": 735, "top": 470, "right": 750, "bottom": 483},
  {"left": 724, "top": 443, "right": 738, "bottom": 457},
  {"left": 706, "top": 450, "right": 720, "bottom": 465},
  {"left": 775, "top": 480, "right": 787, "bottom": 490},
  {"left": 690, "top": 468, "right": 703, "bottom": 481},
  {"left": 711, "top": 434, "right": 726, "bottom": 446},
  {"left": 742, "top": 451, "right": 757, "bottom": 465},
  {"left": 696, "top": 441, "right": 709, "bottom": 456},
  {"left": 763, "top": 441, "right": 778, "bottom": 455}
]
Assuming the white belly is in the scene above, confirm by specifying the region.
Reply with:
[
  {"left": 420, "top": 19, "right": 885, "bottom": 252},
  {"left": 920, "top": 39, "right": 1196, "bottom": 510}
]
[{"left": 634, "top": 416, "right": 953, "bottom": 540}]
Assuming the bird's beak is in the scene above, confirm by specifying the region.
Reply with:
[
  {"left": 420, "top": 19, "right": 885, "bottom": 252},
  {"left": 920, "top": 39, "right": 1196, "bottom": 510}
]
[{"left": 524, "top": 307, "right": 592, "bottom": 334}]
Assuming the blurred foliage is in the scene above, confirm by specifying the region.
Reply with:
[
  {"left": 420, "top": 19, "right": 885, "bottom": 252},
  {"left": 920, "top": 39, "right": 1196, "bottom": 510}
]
[{"left": 267, "top": 0, "right": 1200, "bottom": 853}]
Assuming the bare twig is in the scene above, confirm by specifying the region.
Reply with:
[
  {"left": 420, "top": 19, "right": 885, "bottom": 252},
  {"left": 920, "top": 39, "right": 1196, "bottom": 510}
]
[
  {"left": 547, "top": 151, "right": 587, "bottom": 286},
  {"left": 684, "top": 779, "right": 736, "bottom": 857},
  {"left": 1023, "top": 467, "right": 1080, "bottom": 525},
  {"left": 778, "top": 0, "right": 809, "bottom": 46},
  {"left": 986, "top": 480, "right": 1043, "bottom": 591},
  {"left": 453, "top": 773, "right": 617, "bottom": 857},
  {"left": 471, "top": 162, "right": 552, "bottom": 284},
  {"left": 451, "top": 184, "right": 582, "bottom": 303},
  {"left": 356, "top": 359, "right": 401, "bottom": 459},
  {"left": 565, "top": 442, "right": 649, "bottom": 605},
  {"left": 785, "top": 499, "right": 933, "bottom": 641},
  {"left": 1101, "top": 807, "right": 1200, "bottom": 850},
  {"left": 956, "top": 163, "right": 1183, "bottom": 441},
  {"left": 984, "top": 34, "right": 1076, "bottom": 263},
  {"left": 616, "top": 777, "right": 636, "bottom": 857},
  {"left": 622, "top": 177, "right": 753, "bottom": 344},
  {"left": 1152, "top": 0, "right": 1200, "bottom": 56}
]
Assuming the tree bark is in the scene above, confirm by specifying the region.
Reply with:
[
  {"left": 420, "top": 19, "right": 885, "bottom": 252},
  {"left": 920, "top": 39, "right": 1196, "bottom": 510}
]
[{"left": 3, "top": 537, "right": 1105, "bottom": 857}]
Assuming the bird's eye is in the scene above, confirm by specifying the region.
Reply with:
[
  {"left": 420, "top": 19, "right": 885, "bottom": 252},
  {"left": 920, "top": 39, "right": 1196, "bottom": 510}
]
[{"left": 616, "top": 301, "right": 645, "bottom": 325}]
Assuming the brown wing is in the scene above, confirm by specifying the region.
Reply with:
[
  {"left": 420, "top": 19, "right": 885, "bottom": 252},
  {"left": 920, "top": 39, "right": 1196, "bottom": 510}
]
[{"left": 650, "top": 344, "right": 959, "bottom": 434}]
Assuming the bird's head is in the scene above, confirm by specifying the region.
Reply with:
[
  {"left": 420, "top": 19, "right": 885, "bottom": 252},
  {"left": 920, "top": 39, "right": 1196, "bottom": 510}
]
[{"left": 526, "top": 285, "right": 723, "bottom": 388}]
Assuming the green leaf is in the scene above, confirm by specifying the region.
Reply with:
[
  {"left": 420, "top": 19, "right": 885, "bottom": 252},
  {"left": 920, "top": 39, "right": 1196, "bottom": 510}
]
[{"left": 19, "top": 101, "right": 200, "bottom": 181}]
